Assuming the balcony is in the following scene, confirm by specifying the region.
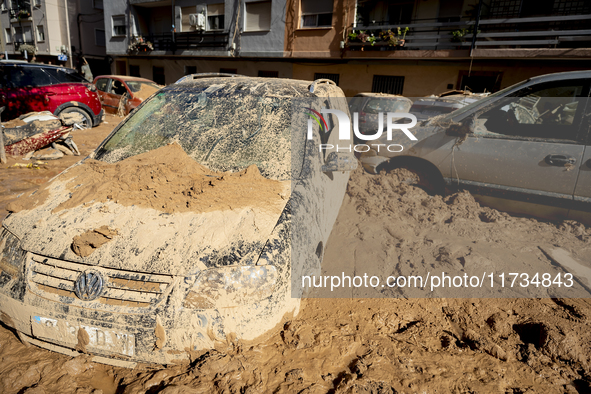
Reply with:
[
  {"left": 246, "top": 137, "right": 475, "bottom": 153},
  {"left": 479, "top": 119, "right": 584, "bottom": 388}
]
[
  {"left": 345, "top": 13, "right": 591, "bottom": 52},
  {"left": 135, "top": 31, "right": 229, "bottom": 53},
  {"left": 8, "top": 0, "right": 32, "bottom": 21}
]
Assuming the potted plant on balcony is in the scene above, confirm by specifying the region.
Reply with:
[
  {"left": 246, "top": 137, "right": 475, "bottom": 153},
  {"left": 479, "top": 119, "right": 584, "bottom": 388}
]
[
  {"left": 19, "top": 43, "right": 36, "bottom": 58},
  {"left": 128, "top": 36, "right": 154, "bottom": 54},
  {"left": 17, "top": 9, "right": 31, "bottom": 20}
]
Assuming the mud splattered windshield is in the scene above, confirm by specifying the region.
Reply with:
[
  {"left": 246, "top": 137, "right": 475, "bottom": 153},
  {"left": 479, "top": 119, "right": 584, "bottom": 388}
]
[{"left": 95, "top": 85, "right": 294, "bottom": 180}]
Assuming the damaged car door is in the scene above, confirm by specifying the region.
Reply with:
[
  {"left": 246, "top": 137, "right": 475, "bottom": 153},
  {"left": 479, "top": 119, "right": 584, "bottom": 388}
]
[{"left": 447, "top": 79, "right": 590, "bottom": 221}]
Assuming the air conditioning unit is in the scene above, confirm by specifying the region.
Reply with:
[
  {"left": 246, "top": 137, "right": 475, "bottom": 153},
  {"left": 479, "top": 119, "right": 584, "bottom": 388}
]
[{"left": 189, "top": 13, "right": 206, "bottom": 29}]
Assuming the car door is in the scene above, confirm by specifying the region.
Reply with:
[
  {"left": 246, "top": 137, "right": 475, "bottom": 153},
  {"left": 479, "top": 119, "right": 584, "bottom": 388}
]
[
  {"left": 571, "top": 98, "right": 591, "bottom": 225},
  {"left": 101, "top": 78, "right": 126, "bottom": 114},
  {"left": 94, "top": 77, "right": 111, "bottom": 111},
  {"left": 449, "top": 79, "right": 590, "bottom": 221},
  {"left": 0, "top": 65, "right": 53, "bottom": 121}
]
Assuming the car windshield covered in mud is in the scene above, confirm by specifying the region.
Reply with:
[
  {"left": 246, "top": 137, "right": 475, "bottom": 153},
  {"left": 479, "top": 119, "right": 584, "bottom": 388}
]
[
  {"left": 95, "top": 83, "right": 292, "bottom": 180},
  {"left": 0, "top": 76, "right": 353, "bottom": 367}
]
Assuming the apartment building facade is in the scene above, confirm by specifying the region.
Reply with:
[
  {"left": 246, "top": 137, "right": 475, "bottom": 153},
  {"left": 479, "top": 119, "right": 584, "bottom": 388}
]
[
  {"left": 1, "top": 0, "right": 73, "bottom": 66},
  {"left": 102, "top": 0, "right": 591, "bottom": 96}
]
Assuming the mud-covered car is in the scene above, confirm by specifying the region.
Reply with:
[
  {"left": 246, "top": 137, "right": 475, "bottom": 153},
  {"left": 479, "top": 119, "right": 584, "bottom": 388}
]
[
  {"left": 348, "top": 93, "right": 412, "bottom": 139},
  {"left": 93, "top": 75, "right": 160, "bottom": 115},
  {"left": 359, "top": 71, "right": 591, "bottom": 225},
  {"left": 0, "top": 76, "right": 353, "bottom": 366}
]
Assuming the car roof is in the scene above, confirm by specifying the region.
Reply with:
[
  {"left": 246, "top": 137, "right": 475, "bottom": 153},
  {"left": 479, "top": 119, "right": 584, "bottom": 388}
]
[
  {"left": 0, "top": 61, "right": 77, "bottom": 72},
  {"left": 95, "top": 75, "right": 157, "bottom": 83},
  {"left": 526, "top": 70, "right": 591, "bottom": 84},
  {"left": 354, "top": 92, "right": 408, "bottom": 99},
  {"left": 172, "top": 76, "right": 338, "bottom": 98}
]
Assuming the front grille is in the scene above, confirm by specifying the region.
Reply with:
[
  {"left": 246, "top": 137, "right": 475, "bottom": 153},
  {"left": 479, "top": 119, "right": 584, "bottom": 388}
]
[{"left": 28, "top": 253, "right": 174, "bottom": 308}]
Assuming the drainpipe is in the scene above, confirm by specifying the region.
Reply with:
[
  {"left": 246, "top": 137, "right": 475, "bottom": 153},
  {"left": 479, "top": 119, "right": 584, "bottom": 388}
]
[
  {"left": 171, "top": 0, "right": 175, "bottom": 45},
  {"left": 469, "top": 0, "right": 484, "bottom": 57},
  {"left": 77, "top": 13, "right": 83, "bottom": 57}
]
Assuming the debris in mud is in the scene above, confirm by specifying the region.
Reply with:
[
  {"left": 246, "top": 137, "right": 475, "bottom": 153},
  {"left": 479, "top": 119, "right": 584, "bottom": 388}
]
[
  {"left": 71, "top": 226, "right": 119, "bottom": 257},
  {"left": 59, "top": 112, "right": 85, "bottom": 126}
]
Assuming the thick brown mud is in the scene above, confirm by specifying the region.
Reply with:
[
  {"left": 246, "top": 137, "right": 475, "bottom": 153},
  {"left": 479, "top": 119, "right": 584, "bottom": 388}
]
[{"left": 0, "top": 116, "right": 590, "bottom": 393}]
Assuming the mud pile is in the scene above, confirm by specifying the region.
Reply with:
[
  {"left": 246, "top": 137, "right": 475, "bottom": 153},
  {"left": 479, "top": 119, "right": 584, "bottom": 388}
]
[
  {"left": 1, "top": 161, "right": 591, "bottom": 393},
  {"left": 7, "top": 143, "right": 286, "bottom": 215}
]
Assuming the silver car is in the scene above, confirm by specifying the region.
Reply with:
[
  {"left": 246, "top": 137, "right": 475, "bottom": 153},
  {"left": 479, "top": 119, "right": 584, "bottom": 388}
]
[
  {"left": 360, "top": 71, "right": 591, "bottom": 225},
  {"left": 348, "top": 93, "right": 413, "bottom": 138}
]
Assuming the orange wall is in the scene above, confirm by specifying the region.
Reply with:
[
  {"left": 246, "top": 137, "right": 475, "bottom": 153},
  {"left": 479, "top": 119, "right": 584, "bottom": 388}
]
[{"left": 284, "top": 0, "right": 356, "bottom": 57}]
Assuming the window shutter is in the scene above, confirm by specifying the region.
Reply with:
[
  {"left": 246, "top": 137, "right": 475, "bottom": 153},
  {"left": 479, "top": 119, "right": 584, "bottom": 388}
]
[
  {"left": 301, "top": 0, "right": 332, "bottom": 14},
  {"left": 208, "top": 3, "right": 224, "bottom": 16},
  {"left": 245, "top": 1, "right": 271, "bottom": 31}
]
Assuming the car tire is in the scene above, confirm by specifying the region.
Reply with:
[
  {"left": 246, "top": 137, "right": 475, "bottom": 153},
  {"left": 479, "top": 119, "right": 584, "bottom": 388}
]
[{"left": 58, "top": 107, "right": 93, "bottom": 129}]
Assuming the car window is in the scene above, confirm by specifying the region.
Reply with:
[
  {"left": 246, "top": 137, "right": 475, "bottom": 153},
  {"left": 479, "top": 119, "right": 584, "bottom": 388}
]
[
  {"left": 474, "top": 81, "right": 588, "bottom": 142},
  {"left": 110, "top": 80, "right": 127, "bottom": 96},
  {"left": 42, "top": 68, "right": 87, "bottom": 84},
  {"left": 95, "top": 87, "right": 293, "bottom": 180},
  {"left": 95, "top": 78, "right": 109, "bottom": 92},
  {"left": 363, "top": 98, "right": 411, "bottom": 114},
  {"left": 1, "top": 66, "right": 52, "bottom": 88},
  {"left": 126, "top": 81, "right": 160, "bottom": 93}
]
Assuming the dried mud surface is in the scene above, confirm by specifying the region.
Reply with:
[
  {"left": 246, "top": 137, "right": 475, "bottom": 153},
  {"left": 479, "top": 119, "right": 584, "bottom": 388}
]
[
  {"left": 1, "top": 119, "right": 591, "bottom": 393},
  {"left": 71, "top": 226, "right": 119, "bottom": 257}
]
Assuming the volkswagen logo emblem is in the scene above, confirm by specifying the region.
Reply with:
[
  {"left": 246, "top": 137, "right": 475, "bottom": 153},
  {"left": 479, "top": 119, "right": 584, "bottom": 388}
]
[{"left": 74, "top": 270, "right": 104, "bottom": 301}]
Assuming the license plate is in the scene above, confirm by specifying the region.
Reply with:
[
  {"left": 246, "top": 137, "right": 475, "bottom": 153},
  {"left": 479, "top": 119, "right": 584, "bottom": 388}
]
[{"left": 32, "top": 316, "right": 135, "bottom": 357}]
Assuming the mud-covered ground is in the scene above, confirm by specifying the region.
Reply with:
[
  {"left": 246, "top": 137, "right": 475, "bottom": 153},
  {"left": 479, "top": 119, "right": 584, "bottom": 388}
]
[{"left": 1, "top": 116, "right": 590, "bottom": 393}]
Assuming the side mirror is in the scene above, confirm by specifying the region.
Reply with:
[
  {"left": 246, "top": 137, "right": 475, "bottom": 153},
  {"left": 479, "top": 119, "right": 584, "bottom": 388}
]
[
  {"left": 445, "top": 115, "right": 476, "bottom": 137},
  {"left": 322, "top": 152, "right": 358, "bottom": 172}
]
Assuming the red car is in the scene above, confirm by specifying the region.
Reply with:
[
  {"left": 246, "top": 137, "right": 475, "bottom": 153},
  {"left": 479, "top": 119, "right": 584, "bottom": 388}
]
[
  {"left": 0, "top": 61, "right": 103, "bottom": 128},
  {"left": 93, "top": 75, "right": 160, "bottom": 115}
]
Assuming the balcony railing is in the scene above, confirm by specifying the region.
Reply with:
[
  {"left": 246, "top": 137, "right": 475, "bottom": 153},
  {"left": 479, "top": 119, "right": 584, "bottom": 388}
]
[
  {"left": 13, "top": 41, "right": 35, "bottom": 51},
  {"left": 139, "top": 31, "right": 230, "bottom": 53},
  {"left": 9, "top": 0, "right": 32, "bottom": 20},
  {"left": 346, "top": 13, "right": 591, "bottom": 51}
]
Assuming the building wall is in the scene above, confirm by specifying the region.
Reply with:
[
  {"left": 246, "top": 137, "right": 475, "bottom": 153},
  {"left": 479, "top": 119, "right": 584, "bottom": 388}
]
[
  {"left": 104, "top": 0, "right": 130, "bottom": 55},
  {"left": 284, "top": 0, "right": 355, "bottom": 57},
  {"left": 292, "top": 59, "right": 590, "bottom": 97},
  {"left": 124, "top": 56, "right": 292, "bottom": 84},
  {"left": 240, "top": 0, "right": 286, "bottom": 57},
  {"left": 0, "top": 0, "right": 71, "bottom": 63}
]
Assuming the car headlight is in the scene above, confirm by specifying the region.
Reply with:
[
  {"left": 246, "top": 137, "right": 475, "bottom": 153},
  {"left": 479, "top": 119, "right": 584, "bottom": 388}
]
[
  {"left": 184, "top": 265, "right": 278, "bottom": 309},
  {"left": 0, "top": 228, "right": 26, "bottom": 283}
]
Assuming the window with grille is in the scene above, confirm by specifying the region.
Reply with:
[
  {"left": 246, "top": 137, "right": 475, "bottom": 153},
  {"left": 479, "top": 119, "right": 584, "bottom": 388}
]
[
  {"left": 488, "top": 0, "right": 521, "bottom": 18},
  {"left": 313, "top": 72, "right": 339, "bottom": 85},
  {"left": 372, "top": 75, "right": 404, "bottom": 95},
  {"left": 129, "top": 65, "right": 140, "bottom": 77},
  {"left": 153, "top": 66, "right": 165, "bottom": 85},
  {"left": 258, "top": 70, "right": 279, "bottom": 78}
]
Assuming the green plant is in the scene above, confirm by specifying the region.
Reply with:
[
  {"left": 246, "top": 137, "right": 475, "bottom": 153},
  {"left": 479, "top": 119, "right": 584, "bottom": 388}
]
[
  {"left": 368, "top": 35, "right": 377, "bottom": 46},
  {"left": 19, "top": 44, "right": 36, "bottom": 56},
  {"left": 17, "top": 9, "right": 31, "bottom": 20},
  {"left": 450, "top": 26, "right": 480, "bottom": 43},
  {"left": 348, "top": 31, "right": 358, "bottom": 41}
]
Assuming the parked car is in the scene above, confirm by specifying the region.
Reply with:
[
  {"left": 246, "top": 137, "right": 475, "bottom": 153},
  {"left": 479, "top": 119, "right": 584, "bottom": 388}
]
[
  {"left": 0, "top": 76, "right": 354, "bottom": 366},
  {"left": 409, "top": 90, "right": 489, "bottom": 121},
  {"left": 0, "top": 62, "right": 103, "bottom": 128},
  {"left": 348, "top": 92, "right": 413, "bottom": 138},
  {"left": 359, "top": 71, "right": 591, "bottom": 225},
  {"left": 93, "top": 75, "right": 160, "bottom": 115}
]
